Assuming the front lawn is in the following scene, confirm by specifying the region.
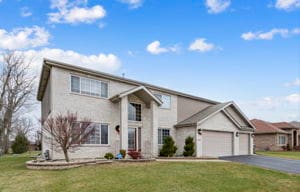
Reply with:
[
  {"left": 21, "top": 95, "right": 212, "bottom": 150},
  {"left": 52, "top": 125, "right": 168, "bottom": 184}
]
[
  {"left": 0, "top": 153, "right": 299, "bottom": 192},
  {"left": 256, "top": 151, "right": 300, "bottom": 160}
]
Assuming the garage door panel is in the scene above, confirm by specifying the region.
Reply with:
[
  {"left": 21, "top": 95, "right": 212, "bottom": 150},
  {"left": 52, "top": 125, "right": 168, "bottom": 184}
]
[
  {"left": 203, "top": 131, "right": 233, "bottom": 157},
  {"left": 239, "top": 134, "right": 249, "bottom": 155}
]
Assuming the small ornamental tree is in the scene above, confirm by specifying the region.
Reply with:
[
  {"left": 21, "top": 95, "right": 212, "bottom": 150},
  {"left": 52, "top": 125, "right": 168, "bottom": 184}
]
[
  {"left": 11, "top": 133, "right": 29, "bottom": 154},
  {"left": 159, "top": 136, "right": 177, "bottom": 157},
  {"left": 43, "top": 112, "right": 93, "bottom": 162},
  {"left": 183, "top": 136, "right": 195, "bottom": 157}
]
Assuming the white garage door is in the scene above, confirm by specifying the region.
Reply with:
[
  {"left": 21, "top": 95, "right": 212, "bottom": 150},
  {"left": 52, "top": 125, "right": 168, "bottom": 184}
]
[
  {"left": 239, "top": 134, "right": 249, "bottom": 155},
  {"left": 203, "top": 131, "right": 233, "bottom": 157}
]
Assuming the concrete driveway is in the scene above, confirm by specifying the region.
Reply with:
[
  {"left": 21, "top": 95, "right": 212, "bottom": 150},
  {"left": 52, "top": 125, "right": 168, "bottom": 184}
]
[{"left": 220, "top": 155, "right": 300, "bottom": 174}]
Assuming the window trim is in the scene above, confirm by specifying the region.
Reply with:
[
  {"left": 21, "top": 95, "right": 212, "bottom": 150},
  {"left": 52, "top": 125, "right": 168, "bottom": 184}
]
[
  {"left": 278, "top": 135, "right": 287, "bottom": 146},
  {"left": 69, "top": 74, "right": 109, "bottom": 99},
  {"left": 81, "top": 123, "right": 110, "bottom": 146},
  {"left": 154, "top": 93, "right": 171, "bottom": 109},
  {"left": 128, "top": 102, "right": 142, "bottom": 122},
  {"left": 158, "top": 128, "right": 170, "bottom": 145}
]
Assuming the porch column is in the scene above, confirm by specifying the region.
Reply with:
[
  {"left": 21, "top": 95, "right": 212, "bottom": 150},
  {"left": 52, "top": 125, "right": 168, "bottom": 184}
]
[
  {"left": 151, "top": 101, "right": 158, "bottom": 157},
  {"left": 120, "top": 96, "right": 128, "bottom": 151}
]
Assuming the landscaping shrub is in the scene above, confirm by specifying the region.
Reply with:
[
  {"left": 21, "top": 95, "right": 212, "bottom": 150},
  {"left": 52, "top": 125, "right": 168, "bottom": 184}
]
[
  {"left": 11, "top": 133, "right": 29, "bottom": 154},
  {"left": 183, "top": 136, "right": 195, "bottom": 156},
  {"left": 159, "top": 136, "right": 177, "bottom": 157},
  {"left": 127, "top": 151, "right": 141, "bottom": 159},
  {"left": 120, "top": 149, "right": 126, "bottom": 159},
  {"left": 104, "top": 153, "right": 114, "bottom": 160}
]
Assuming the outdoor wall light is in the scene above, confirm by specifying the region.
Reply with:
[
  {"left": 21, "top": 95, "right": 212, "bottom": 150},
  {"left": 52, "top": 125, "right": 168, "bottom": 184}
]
[
  {"left": 251, "top": 134, "right": 255, "bottom": 138},
  {"left": 115, "top": 125, "right": 120, "bottom": 133},
  {"left": 197, "top": 128, "right": 202, "bottom": 135},
  {"left": 236, "top": 132, "right": 239, "bottom": 137}
]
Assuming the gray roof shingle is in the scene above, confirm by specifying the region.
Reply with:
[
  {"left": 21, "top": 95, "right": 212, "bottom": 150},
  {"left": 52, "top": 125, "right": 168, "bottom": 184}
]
[{"left": 175, "top": 102, "right": 231, "bottom": 127}]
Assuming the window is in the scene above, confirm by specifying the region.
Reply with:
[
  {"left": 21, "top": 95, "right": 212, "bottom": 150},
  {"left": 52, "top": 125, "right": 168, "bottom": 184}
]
[
  {"left": 100, "top": 124, "right": 108, "bottom": 144},
  {"left": 158, "top": 128, "right": 170, "bottom": 144},
  {"left": 70, "top": 75, "right": 108, "bottom": 98},
  {"left": 278, "top": 135, "right": 286, "bottom": 145},
  {"left": 71, "top": 76, "right": 80, "bottom": 93},
  {"left": 84, "top": 123, "right": 109, "bottom": 145},
  {"left": 154, "top": 94, "right": 171, "bottom": 109},
  {"left": 128, "top": 103, "right": 141, "bottom": 121}
]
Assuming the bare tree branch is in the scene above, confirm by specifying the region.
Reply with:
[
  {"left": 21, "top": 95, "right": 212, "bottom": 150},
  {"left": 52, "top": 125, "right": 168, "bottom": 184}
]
[{"left": 43, "top": 112, "right": 93, "bottom": 162}]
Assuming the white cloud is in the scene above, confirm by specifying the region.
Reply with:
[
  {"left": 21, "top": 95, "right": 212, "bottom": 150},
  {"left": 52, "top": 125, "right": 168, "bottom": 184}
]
[
  {"left": 0, "top": 26, "right": 50, "bottom": 50},
  {"left": 18, "top": 48, "right": 121, "bottom": 73},
  {"left": 48, "top": 0, "right": 106, "bottom": 24},
  {"left": 275, "top": 0, "right": 300, "bottom": 10},
  {"left": 189, "top": 38, "right": 216, "bottom": 52},
  {"left": 119, "top": 0, "right": 143, "bottom": 9},
  {"left": 284, "top": 78, "right": 300, "bottom": 87},
  {"left": 205, "top": 0, "right": 231, "bottom": 14},
  {"left": 241, "top": 28, "right": 300, "bottom": 40},
  {"left": 237, "top": 94, "right": 300, "bottom": 122},
  {"left": 146, "top": 41, "right": 178, "bottom": 55},
  {"left": 20, "top": 7, "right": 32, "bottom": 17},
  {"left": 286, "top": 93, "right": 300, "bottom": 103}
]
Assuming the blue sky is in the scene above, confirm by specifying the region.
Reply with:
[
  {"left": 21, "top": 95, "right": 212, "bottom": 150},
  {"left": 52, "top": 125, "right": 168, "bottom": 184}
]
[{"left": 0, "top": 0, "right": 299, "bottom": 122}]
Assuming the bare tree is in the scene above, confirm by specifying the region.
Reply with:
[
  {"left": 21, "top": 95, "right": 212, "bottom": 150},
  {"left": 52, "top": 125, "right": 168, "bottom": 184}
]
[
  {"left": 11, "top": 117, "right": 34, "bottom": 137},
  {"left": 0, "top": 51, "right": 36, "bottom": 153},
  {"left": 43, "top": 112, "right": 94, "bottom": 162}
]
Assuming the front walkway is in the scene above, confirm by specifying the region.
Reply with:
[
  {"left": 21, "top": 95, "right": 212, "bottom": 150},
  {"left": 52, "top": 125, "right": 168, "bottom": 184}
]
[{"left": 220, "top": 155, "right": 300, "bottom": 174}]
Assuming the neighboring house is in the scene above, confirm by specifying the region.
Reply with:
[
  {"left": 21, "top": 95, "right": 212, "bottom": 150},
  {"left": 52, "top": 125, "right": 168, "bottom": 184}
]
[
  {"left": 271, "top": 122, "right": 299, "bottom": 148},
  {"left": 251, "top": 119, "right": 299, "bottom": 151},
  {"left": 37, "top": 59, "right": 255, "bottom": 159}
]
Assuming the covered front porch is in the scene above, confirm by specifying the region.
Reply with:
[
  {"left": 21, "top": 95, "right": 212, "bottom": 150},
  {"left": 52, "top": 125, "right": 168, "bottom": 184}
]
[{"left": 110, "top": 86, "right": 162, "bottom": 157}]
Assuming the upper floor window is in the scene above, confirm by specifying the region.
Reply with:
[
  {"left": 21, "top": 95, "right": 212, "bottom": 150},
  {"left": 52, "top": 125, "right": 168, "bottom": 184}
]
[
  {"left": 128, "top": 103, "right": 141, "bottom": 121},
  {"left": 278, "top": 135, "right": 286, "bottom": 145},
  {"left": 71, "top": 75, "right": 108, "bottom": 98},
  {"left": 84, "top": 123, "right": 109, "bottom": 145},
  {"left": 154, "top": 93, "right": 171, "bottom": 109}
]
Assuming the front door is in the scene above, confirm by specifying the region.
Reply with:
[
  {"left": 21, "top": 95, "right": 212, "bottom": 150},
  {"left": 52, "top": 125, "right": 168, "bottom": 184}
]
[{"left": 128, "top": 128, "right": 136, "bottom": 151}]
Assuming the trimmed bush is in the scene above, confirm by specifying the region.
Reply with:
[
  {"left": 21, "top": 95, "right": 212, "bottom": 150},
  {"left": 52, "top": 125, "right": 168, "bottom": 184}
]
[
  {"left": 11, "top": 133, "right": 29, "bottom": 154},
  {"left": 120, "top": 149, "right": 126, "bottom": 159},
  {"left": 128, "top": 151, "right": 141, "bottom": 159},
  {"left": 183, "top": 136, "right": 195, "bottom": 157},
  {"left": 104, "top": 153, "right": 114, "bottom": 160},
  {"left": 159, "top": 136, "right": 177, "bottom": 157}
]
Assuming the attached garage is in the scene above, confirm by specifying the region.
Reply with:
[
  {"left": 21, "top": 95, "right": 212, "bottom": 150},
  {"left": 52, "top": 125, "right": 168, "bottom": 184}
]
[
  {"left": 239, "top": 133, "right": 250, "bottom": 155},
  {"left": 202, "top": 131, "right": 233, "bottom": 157},
  {"left": 175, "top": 102, "right": 255, "bottom": 158}
]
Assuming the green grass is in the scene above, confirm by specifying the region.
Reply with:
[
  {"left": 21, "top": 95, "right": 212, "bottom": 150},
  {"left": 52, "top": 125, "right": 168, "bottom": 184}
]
[
  {"left": 256, "top": 151, "right": 300, "bottom": 160},
  {"left": 0, "top": 153, "right": 300, "bottom": 192}
]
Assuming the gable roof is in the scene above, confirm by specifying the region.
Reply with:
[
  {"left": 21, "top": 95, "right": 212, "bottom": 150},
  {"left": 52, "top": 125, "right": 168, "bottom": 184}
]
[
  {"left": 175, "top": 101, "right": 255, "bottom": 130},
  {"left": 110, "top": 86, "right": 163, "bottom": 106},
  {"left": 271, "top": 122, "right": 296, "bottom": 129},
  {"left": 290, "top": 121, "right": 300, "bottom": 128},
  {"left": 37, "top": 59, "right": 219, "bottom": 105},
  {"left": 251, "top": 119, "right": 290, "bottom": 134}
]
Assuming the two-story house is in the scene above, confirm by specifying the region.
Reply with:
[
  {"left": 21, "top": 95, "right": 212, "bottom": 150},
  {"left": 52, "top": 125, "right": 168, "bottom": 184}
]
[{"left": 37, "top": 59, "right": 255, "bottom": 159}]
